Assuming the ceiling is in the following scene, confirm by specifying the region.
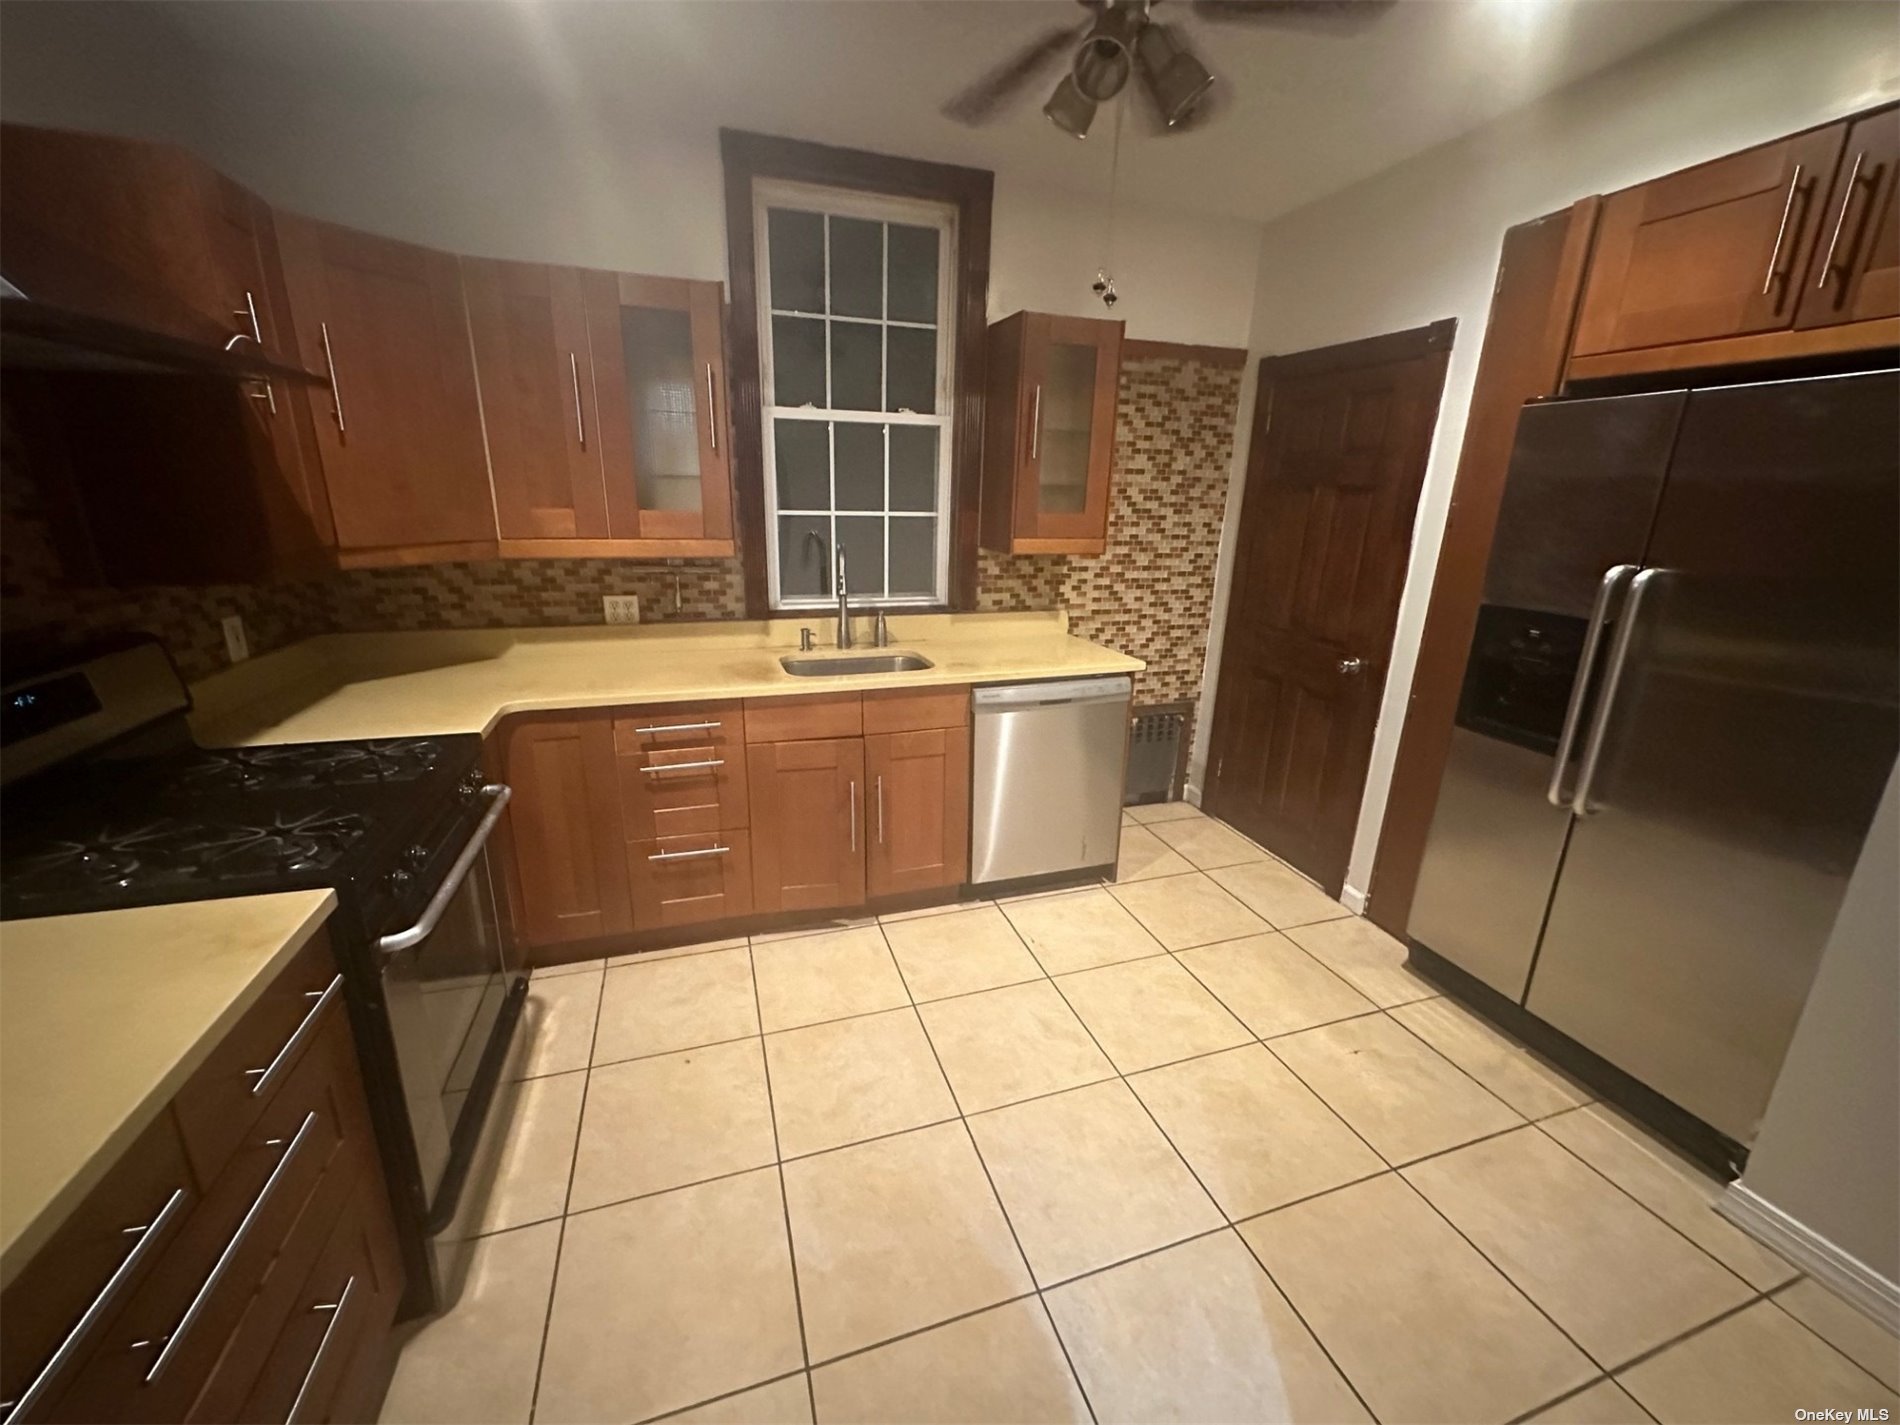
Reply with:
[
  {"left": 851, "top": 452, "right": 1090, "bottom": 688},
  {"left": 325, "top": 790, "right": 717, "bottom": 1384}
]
[{"left": 143, "top": 0, "right": 1735, "bottom": 227}]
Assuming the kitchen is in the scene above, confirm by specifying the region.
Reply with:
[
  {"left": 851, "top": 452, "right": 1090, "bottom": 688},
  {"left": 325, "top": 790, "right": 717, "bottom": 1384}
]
[{"left": 0, "top": 1, "right": 1896, "bottom": 1422}]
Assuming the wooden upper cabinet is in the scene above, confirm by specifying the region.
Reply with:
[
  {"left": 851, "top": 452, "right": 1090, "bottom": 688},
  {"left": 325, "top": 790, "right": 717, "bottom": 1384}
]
[
  {"left": 275, "top": 214, "right": 497, "bottom": 554},
  {"left": 866, "top": 727, "right": 970, "bottom": 898},
  {"left": 747, "top": 737, "right": 866, "bottom": 914},
  {"left": 980, "top": 311, "right": 1123, "bottom": 556},
  {"left": 464, "top": 258, "right": 609, "bottom": 540},
  {"left": 1796, "top": 106, "right": 1900, "bottom": 329},
  {"left": 582, "top": 272, "right": 735, "bottom": 553},
  {"left": 500, "top": 715, "right": 633, "bottom": 948},
  {"left": 1572, "top": 123, "right": 1849, "bottom": 356}
]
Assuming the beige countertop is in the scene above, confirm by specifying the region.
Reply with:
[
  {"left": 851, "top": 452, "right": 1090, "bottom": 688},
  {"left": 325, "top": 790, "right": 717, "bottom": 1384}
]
[
  {"left": 0, "top": 891, "right": 337, "bottom": 1287},
  {"left": 189, "top": 610, "right": 1144, "bottom": 746}
]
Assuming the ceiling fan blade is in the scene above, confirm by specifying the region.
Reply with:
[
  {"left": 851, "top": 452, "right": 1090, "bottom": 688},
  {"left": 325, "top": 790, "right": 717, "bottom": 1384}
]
[
  {"left": 941, "top": 24, "right": 1084, "bottom": 125},
  {"left": 1189, "top": 0, "right": 1396, "bottom": 34}
]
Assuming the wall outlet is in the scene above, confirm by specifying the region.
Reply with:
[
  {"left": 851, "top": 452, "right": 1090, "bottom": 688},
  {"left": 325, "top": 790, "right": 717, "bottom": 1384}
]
[
  {"left": 221, "top": 614, "right": 250, "bottom": 663},
  {"left": 603, "top": 595, "right": 641, "bottom": 625}
]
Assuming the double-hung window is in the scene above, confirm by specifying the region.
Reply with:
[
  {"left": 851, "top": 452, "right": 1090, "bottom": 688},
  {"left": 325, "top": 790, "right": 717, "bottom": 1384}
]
[{"left": 753, "top": 179, "right": 957, "bottom": 609}]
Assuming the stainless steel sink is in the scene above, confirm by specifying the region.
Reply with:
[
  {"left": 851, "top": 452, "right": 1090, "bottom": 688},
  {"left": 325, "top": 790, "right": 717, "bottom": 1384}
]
[{"left": 779, "top": 652, "right": 935, "bottom": 677}]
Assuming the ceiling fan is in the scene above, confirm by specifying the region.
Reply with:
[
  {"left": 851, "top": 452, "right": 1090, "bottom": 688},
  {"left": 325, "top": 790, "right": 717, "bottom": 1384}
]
[{"left": 944, "top": 0, "right": 1397, "bottom": 138}]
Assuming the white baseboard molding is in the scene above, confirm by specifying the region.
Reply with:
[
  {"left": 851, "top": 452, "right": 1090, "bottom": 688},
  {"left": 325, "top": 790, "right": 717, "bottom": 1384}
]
[
  {"left": 1185, "top": 782, "right": 1203, "bottom": 807},
  {"left": 1339, "top": 883, "right": 1368, "bottom": 915},
  {"left": 1718, "top": 1181, "right": 1900, "bottom": 1332}
]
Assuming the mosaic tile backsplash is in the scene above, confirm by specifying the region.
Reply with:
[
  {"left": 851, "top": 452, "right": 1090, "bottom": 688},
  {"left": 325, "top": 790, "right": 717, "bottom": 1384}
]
[{"left": 3, "top": 353, "right": 1242, "bottom": 698}]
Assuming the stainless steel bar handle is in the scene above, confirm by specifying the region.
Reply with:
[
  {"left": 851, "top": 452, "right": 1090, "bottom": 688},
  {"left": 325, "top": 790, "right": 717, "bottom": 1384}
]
[
  {"left": 631, "top": 720, "right": 722, "bottom": 735},
  {"left": 1029, "top": 385, "right": 1041, "bottom": 461},
  {"left": 876, "top": 775, "right": 885, "bottom": 845},
  {"left": 706, "top": 364, "right": 718, "bottom": 453},
  {"left": 318, "top": 321, "right": 345, "bottom": 434},
  {"left": 286, "top": 1276, "right": 356, "bottom": 1425},
  {"left": 377, "top": 785, "right": 512, "bottom": 955},
  {"left": 647, "top": 845, "right": 730, "bottom": 862},
  {"left": 569, "top": 351, "right": 586, "bottom": 446},
  {"left": 244, "top": 975, "right": 343, "bottom": 1100},
  {"left": 241, "top": 291, "right": 277, "bottom": 414},
  {"left": 3, "top": 1188, "right": 190, "bottom": 1421},
  {"left": 1570, "top": 567, "right": 1664, "bottom": 818},
  {"left": 1545, "top": 564, "right": 1637, "bottom": 809},
  {"left": 146, "top": 1112, "right": 318, "bottom": 1383},
  {"left": 1816, "top": 150, "right": 1867, "bottom": 290},
  {"left": 1761, "top": 164, "right": 1805, "bottom": 295},
  {"left": 640, "top": 759, "right": 724, "bottom": 774},
  {"left": 848, "top": 779, "right": 857, "bottom": 852}
]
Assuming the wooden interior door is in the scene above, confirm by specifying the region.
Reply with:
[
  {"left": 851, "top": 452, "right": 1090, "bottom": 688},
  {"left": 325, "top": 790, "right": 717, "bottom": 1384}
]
[
  {"left": 501, "top": 716, "right": 632, "bottom": 947},
  {"left": 748, "top": 737, "right": 866, "bottom": 913},
  {"left": 1015, "top": 313, "right": 1121, "bottom": 552},
  {"left": 463, "top": 257, "right": 609, "bottom": 540},
  {"left": 1204, "top": 322, "right": 1453, "bottom": 895},
  {"left": 866, "top": 727, "right": 970, "bottom": 897},
  {"left": 1797, "top": 106, "right": 1900, "bottom": 329}
]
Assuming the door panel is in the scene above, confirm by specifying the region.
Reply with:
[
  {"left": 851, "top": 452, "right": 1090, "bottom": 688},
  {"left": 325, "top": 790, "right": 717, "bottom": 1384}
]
[
  {"left": 867, "top": 728, "right": 970, "bottom": 897},
  {"left": 501, "top": 717, "right": 632, "bottom": 947},
  {"left": 748, "top": 737, "right": 866, "bottom": 913},
  {"left": 1796, "top": 107, "right": 1900, "bottom": 329}
]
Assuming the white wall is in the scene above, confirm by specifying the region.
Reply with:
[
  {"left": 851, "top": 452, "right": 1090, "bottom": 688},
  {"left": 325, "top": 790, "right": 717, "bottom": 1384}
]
[{"left": 1192, "top": 0, "right": 1900, "bottom": 907}]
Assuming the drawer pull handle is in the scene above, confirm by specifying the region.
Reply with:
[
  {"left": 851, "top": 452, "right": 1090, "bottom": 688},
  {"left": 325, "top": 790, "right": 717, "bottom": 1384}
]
[
  {"left": 4, "top": 1188, "right": 189, "bottom": 1421},
  {"left": 286, "top": 1276, "right": 356, "bottom": 1425},
  {"left": 244, "top": 975, "right": 343, "bottom": 1100},
  {"left": 631, "top": 720, "right": 723, "bottom": 736},
  {"left": 647, "top": 845, "right": 731, "bottom": 862},
  {"left": 640, "top": 758, "right": 724, "bottom": 774},
  {"left": 145, "top": 1112, "right": 318, "bottom": 1384}
]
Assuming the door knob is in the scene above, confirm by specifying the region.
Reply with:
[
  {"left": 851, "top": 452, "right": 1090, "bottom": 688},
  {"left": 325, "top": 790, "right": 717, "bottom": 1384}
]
[{"left": 1338, "top": 657, "right": 1365, "bottom": 675}]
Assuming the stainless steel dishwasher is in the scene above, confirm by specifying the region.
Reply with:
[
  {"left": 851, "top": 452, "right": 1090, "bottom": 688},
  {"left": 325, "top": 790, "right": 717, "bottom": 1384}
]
[{"left": 971, "top": 676, "right": 1132, "bottom": 884}]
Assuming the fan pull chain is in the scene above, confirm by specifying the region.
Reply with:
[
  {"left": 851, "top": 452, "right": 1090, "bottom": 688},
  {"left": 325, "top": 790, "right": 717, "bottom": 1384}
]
[{"left": 1093, "top": 96, "right": 1124, "bottom": 310}]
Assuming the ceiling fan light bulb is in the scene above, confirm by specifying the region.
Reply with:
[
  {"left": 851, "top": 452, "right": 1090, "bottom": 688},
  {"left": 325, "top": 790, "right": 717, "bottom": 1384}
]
[
  {"left": 1072, "top": 36, "right": 1134, "bottom": 103},
  {"left": 1043, "top": 74, "right": 1096, "bottom": 138},
  {"left": 1136, "top": 23, "right": 1216, "bottom": 127}
]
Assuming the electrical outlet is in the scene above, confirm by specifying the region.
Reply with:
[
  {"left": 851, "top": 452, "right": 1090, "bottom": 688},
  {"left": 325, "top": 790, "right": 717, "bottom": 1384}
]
[
  {"left": 221, "top": 614, "right": 250, "bottom": 663},
  {"left": 602, "top": 595, "right": 641, "bottom": 625}
]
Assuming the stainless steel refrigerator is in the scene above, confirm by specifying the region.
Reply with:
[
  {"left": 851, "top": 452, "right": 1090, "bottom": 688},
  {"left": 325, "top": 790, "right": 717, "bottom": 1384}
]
[{"left": 1410, "top": 369, "right": 1898, "bottom": 1150}]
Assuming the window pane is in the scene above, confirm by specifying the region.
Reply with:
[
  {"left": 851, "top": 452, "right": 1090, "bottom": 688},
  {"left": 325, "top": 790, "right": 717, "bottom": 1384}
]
[
  {"left": 774, "top": 419, "right": 829, "bottom": 510},
  {"left": 773, "top": 316, "right": 826, "bottom": 407},
  {"left": 1039, "top": 340, "right": 1097, "bottom": 514},
  {"left": 889, "top": 425, "right": 936, "bottom": 512},
  {"left": 769, "top": 208, "right": 825, "bottom": 313},
  {"left": 835, "top": 514, "right": 886, "bottom": 598},
  {"left": 889, "top": 517, "right": 937, "bottom": 596},
  {"left": 777, "top": 515, "right": 831, "bottom": 598},
  {"left": 834, "top": 422, "right": 883, "bottom": 511},
  {"left": 829, "top": 216, "right": 882, "bottom": 319},
  {"left": 830, "top": 321, "right": 881, "bottom": 411},
  {"left": 888, "top": 224, "right": 939, "bottom": 324},
  {"left": 886, "top": 327, "right": 935, "bottom": 414},
  {"left": 622, "top": 307, "right": 702, "bottom": 513}
]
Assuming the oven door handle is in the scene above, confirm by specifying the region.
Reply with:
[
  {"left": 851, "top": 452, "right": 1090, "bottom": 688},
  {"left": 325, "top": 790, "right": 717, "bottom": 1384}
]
[{"left": 377, "top": 784, "right": 512, "bottom": 956}]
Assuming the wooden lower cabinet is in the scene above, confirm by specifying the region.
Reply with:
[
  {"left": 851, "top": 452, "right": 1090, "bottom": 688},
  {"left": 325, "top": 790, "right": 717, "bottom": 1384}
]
[
  {"left": 867, "top": 728, "right": 970, "bottom": 897},
  {"left": 748, "top": 737, "right": 867, "bottom": 914},
  {"left": 501, "top": 715, "right": 632, "bottom": 946},
  {"left": 629, "top": 830, "right": 754, "bottom": 927}
]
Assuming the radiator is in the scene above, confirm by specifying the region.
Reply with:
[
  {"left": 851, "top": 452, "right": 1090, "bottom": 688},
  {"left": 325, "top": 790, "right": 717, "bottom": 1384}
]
[{"left": 1124, "top": 702, "right": 1190, "bottom": 805}]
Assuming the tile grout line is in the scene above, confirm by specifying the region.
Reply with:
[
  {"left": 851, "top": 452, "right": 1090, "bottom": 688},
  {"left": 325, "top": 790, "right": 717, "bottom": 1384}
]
[{"left": 1753, "top": 1284, "right": 1900, "bottom": 1397}]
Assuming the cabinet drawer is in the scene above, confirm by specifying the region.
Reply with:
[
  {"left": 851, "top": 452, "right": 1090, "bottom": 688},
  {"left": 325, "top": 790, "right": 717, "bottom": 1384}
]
[
  {"left": 863, "top": 685, "right": 970, "bottom": 734},
  {"left": 616, "top": 721, "right": 748, "bottom": 839},
  {"left": 628, "top": 829, "right": 754, "bottom": 929},
  {"left": 743, "top": 693, "right": 862, "bottom": 743},
  {"left": 173, "top": 928, "right": 341, "bottom": 1188},
  {"left": 613, "top": 701, "right": 743, "bottom": 754}
]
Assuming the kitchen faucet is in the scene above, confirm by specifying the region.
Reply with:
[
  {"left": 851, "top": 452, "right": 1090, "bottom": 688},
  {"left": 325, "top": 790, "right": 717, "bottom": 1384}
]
[{"left": 835, "top": 545, "right": 854, "bottom": 649}]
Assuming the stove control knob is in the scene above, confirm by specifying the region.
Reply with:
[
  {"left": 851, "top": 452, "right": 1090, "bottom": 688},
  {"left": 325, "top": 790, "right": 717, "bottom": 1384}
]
[
  {"left": 403, "top": 844, "right": 430, "bottom": 870},
  {"left": 458, "top": 772, "right": 486, "bottom": 802},
  {"left": 385, "top": 868, "right": 414, "bottom": 895}
]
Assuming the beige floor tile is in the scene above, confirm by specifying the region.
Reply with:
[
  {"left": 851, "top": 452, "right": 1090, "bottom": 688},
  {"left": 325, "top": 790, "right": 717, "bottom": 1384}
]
[
  {"left": 593, "top": 948, "right": 758, "bottom": 1064},
  {"left": 1540, "top": 1105, "right": 1799, "bottom": 1291},
  {"left": 568, "top": 1038, "right": 777, "bottom": 1210},
  {"left": 1773, "top": 1278, "right": 1900, "bottom": 1390},
  {"left": 878, "top": 898, "right": 990, "bottom": 925},
  {"left": 783, "top": 1121, "right": 1033, "bottom": 1362},
  {"left": 811, "top": 1299, "right": 1089, "bottom": 1424},
  {"left": 1524, "top": 1380, "right": 1653, "bottom": 1423},
  {"left": 1618, "top": 1299, "right": 1900, "bottom": 1423},
  {"left": 765, "top": 1008, "right": 958, "bottom": 1158},
  {"left": 752, "top": 926, "right": 911, "bottom": 1032},
  {"left": 917, "top": 980, "right": 1114, "bottom": 1113},
  {"left": 1282, "top": 917, "right": 1436, "bottom": 1008},
  {"left": 1175, "top": 933, "right": 1377, "bottom": 1039},
  {"left": 1130, "top": 1045, "right": 1383, "bottom": 1219},
  {"left": 752, "top": 915, "right": 879, "bottom": 944},
  {"left": 1109, "top": 872, "right": 1271, "bottom": 951},
  {"left": 1054, "top": 955, "right": 1251, "bottom": 1073},
  {"left": 1149, "top": 816, "right": 1270, "bottom": 870},
  {"left": 1240, "top": 1174, "right": 1594, "bottom": 1424},
  {"left": 532, "top": 956, "right": 606, "bottom": 978},
  {"left": 1000, "top": 887, "right": 1167, "bottom": 974},
  {"left": 538, "top": 1169, "right": 804, "bottom": 1424},
  {"left": 513, "top": 969, "right": 602, "bottom": 1079},
  {"left": 656, "top": 1375, "right": 812, "bottom": 1425},
  {"left": 466, "top": 1069, "right": 584, "bottom": 1235},
  {"left": 1107, "top": 825, "right": 1196, "bottom": 884},
  {"left": 378, "top": 1219, "right": 559, "bottom": 1425},
  {"left": 967, "top": 1079, "right": 1221, "bottom": 1285},
  {"left": 1269, "top": 1013, "right": 1522, "bottom": 1164},
  {"left": 1127, "top": 801, "right": 1203, "bottom": 825},
  {"left": 1045, "top": 1230, "right": 1370, "bottom": 1425},
  {"left": 1404, "top": 1128, "right": 1752, "bottom": 1366},
  {"left": 1207, "top": 860, "right": 1349, "bottom": 930},
  {"left": 1390, "top": 998, "right": 1590, "bottom": 1119},
  {"left": 881, "top": 905, "right": 1044, "bottom": 1002},
  {"left": 607, "top": 935, "right": 748, "bottom": 967}
]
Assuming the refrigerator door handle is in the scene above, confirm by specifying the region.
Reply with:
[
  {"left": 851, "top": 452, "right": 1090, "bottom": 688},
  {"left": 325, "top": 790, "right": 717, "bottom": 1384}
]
[
  {"left": 1546, "top": 564, "right": 1639, "bottom": 809},
  {"left": 1571, "top": 567, "right": 1666, "bottom": 817}
]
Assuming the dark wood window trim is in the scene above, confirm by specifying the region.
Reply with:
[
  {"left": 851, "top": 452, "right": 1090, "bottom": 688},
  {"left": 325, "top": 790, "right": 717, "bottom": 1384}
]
[{"left": 720, "top": 128, "right": 993, "bottom": 617}]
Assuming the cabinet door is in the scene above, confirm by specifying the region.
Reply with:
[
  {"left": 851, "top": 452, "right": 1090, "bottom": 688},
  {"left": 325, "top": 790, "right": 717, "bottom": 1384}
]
[
  {"left": 276, "top": 214, "right": 496, "bottom": 551},
  {"left": 747, "top": 738, "right": 866, "bottom": 914},
  {"left": 1796, "top": 107, "right": 1900, "bottom": 329},
  {"left": 866, "top": 727, "right": 970, "bottom": 898},
  {"left": 629, "top": 830, "right": 754, "bottom": 929},
  {"left": 463, "top": 258, "right": 609, "bottom": 540},
  {"left": 1572, "top": 124, "right": 1849, "bottom": 356},
  {"left": 585, "top": 271, "right": 735, "bottom": 550},
  {"left": 501, "top": 716, "right": 633, "bottom": 946}
]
